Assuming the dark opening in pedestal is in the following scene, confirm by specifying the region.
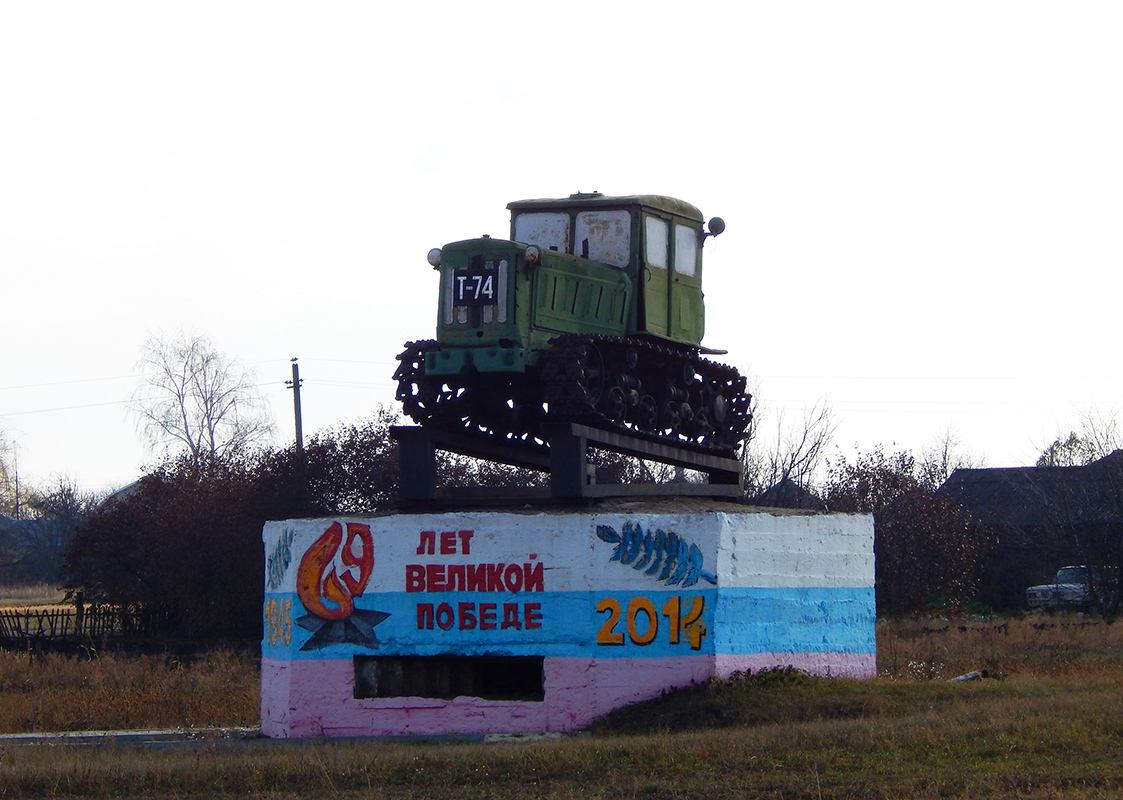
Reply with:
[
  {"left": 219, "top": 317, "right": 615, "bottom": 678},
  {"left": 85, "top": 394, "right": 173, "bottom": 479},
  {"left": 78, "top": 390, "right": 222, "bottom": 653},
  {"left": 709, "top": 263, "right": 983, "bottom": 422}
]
[{"left": 354, "top": 655, "right": 545, "bottom": 701}]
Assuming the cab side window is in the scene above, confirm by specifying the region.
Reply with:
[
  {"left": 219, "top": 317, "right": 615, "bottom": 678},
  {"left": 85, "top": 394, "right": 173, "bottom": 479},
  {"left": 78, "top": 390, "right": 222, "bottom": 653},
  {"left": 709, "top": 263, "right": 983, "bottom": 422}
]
[
  {"left": 673, "top": 224, "right": 698, "bottom": 276},
  {"left": 645, "top": 215, "right": 669, "bottom": 269}
]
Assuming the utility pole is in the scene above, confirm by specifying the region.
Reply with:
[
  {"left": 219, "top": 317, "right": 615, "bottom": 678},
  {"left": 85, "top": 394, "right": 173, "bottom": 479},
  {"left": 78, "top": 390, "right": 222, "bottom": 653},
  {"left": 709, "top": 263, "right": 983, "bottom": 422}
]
[{"left": 286, "top": 358, "right": 304, "bottom": 451}]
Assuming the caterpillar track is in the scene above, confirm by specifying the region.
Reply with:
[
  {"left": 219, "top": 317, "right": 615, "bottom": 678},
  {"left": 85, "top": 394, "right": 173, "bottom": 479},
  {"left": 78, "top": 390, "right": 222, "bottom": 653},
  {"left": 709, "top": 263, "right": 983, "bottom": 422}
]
[{"left": 394, "top": 335, "right": 752, "bottom": 458}]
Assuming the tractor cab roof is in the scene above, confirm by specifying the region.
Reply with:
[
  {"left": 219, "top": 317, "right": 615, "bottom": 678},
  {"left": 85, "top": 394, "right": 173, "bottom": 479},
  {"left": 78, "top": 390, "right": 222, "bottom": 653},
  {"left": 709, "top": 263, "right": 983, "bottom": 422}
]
[{"left": 507, "top": 193, "right": 703, "bottom": 223}]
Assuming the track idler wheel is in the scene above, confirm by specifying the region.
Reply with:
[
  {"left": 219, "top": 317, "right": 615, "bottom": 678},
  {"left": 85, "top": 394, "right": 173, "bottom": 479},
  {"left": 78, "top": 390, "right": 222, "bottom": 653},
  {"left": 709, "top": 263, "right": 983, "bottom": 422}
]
[
  {"left": 635, "top": 394, "right": 658, "bottom": 431},
  {"left": 601, "top": 385, "right": 628, "bottom": 423},
  {"left": 661, "top": 400, "right": 693, "bottom": 435},
  {"left": 691, "top": 408, "right": 713, "bottom": 441}
]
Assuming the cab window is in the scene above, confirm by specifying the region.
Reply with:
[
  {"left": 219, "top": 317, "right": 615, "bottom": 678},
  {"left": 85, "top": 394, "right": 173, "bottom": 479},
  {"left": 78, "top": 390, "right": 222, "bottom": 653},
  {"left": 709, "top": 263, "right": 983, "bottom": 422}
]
[
  {"left": 645, "top": 215, "right": 668, "bottom": 269},
  {"left": 514, "top": 212, "right": 570, "bottom": 253},
  {"left": 673, "top": 223, "right": 699, "bottom": 276},
  {"left": 575, "top": 209, "right": 630, "bottom": 268}
]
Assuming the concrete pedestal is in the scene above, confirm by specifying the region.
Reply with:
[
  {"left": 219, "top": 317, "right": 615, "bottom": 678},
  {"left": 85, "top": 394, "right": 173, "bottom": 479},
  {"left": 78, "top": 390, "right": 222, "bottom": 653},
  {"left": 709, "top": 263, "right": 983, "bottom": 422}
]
[{"left": 261, "top": 503, "right": 875, "bottom": 738}]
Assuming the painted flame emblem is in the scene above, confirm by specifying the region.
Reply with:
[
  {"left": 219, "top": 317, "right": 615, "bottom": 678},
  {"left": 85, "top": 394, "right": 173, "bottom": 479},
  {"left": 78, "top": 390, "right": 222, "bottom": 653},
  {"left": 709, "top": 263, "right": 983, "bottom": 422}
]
[
  {"left": 292, "top": 522, "right": 389, "bottom": 652},
  {"left": 297, "top": 521, "right": 374, "bottom": 619}
]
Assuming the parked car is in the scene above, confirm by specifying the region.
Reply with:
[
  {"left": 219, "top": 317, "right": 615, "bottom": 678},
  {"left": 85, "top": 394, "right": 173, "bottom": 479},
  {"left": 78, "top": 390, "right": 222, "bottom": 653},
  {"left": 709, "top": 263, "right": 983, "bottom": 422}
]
[{"left": 1026, "top": 566, "right": 1098, "bottom": 612}]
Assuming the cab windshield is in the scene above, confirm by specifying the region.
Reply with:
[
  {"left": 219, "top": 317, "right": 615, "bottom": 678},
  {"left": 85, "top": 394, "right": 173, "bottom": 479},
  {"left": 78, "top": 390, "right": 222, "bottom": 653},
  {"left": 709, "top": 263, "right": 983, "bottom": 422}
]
[
  {"left": 514, "top": 209, "right": 632, "bottom": 268},
  {"left": 513, "top": 212, "right": 569, "bottom": 254},
  {"left": 574, "top": 210, "right": 630, "bottom": 268}
]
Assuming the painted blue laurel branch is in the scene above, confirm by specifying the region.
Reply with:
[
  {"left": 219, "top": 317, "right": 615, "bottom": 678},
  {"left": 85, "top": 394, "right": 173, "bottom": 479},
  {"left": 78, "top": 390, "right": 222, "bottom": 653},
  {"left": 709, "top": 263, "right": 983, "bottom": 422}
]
[
  {"left": 595, "top": 521, "right": 717, "bottom": 587},
  {"left": 267, "top": 527, "right": 294, "bottom": 591}
]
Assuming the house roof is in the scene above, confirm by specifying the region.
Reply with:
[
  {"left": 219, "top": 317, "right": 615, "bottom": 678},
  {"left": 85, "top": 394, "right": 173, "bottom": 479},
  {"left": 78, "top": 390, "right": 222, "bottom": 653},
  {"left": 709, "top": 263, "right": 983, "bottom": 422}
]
[
  {"left": 751, "top": 477, "right": 826, "bottom": 510},
  {"left": 938, "top": 450, "right": 1123, "bottom": 529}
]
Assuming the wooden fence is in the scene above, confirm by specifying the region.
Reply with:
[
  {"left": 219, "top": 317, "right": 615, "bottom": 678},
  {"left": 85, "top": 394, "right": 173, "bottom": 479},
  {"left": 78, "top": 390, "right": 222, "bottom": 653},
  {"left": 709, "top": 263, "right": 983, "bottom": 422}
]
[{"left": 0, "top": 604, "right": 173, "bottom": 643}]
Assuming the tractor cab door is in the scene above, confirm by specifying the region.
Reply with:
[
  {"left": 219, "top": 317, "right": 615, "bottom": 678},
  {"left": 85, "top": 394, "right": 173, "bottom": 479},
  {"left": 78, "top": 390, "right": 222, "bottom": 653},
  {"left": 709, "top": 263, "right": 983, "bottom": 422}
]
[{"left": 641, "top": 214, "right": 703, "bottom": 346}]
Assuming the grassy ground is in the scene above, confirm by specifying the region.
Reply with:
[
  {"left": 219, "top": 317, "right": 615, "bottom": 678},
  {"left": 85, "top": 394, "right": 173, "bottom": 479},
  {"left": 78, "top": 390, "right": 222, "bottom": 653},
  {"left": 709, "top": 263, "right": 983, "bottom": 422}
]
[
  {"left": 2, "top": 617, "right": 1122, "bottom": 798},
  {"left": 0, "top": 648, "right": 259, "bottom": 733},
  {"left": 0, "top": 582, "right": 68, "bottom": 608}
]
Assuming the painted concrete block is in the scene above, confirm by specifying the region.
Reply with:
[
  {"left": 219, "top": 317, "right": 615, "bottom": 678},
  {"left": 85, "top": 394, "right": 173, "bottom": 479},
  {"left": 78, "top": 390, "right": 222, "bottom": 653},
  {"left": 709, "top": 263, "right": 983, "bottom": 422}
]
[{"left": 261, "top": 507, "right": 875, "bottom": 738}]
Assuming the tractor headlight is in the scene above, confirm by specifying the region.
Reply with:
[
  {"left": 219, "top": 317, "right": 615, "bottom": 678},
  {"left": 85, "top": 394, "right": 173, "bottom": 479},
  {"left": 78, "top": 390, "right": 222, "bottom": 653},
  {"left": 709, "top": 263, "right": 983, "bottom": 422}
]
[
  {"left": 427, "top": 248, "right": 442, "bottom": 268},
  {"left": 525, "top": 245, "right": 540, "bottom": 265}
]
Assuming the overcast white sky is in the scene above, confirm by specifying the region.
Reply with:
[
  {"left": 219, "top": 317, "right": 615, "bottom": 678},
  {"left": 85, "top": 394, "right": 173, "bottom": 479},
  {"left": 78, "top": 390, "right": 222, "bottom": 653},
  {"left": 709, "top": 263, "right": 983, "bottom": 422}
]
[{"left": 2, "top": 2, "right": 1121, "bottom": 495}]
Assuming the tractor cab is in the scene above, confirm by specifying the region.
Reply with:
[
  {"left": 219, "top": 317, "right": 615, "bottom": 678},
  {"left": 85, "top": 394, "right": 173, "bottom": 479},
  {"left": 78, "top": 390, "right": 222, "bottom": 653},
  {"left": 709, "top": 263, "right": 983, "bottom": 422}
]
[{"left": 507, "top": 193, "right": 724, "bottom": 348}]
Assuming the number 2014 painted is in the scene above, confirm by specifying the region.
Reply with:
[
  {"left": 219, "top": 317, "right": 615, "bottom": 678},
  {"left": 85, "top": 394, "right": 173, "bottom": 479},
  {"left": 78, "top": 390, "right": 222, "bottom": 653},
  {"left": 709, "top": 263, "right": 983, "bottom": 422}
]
[{"left": 596, "top": 595, "right": 707, "bottom": 650}]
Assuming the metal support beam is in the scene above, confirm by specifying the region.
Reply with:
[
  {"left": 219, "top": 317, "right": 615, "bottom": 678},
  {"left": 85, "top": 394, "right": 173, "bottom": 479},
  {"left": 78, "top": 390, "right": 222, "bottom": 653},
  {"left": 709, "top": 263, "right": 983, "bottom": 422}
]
[{"left": 391, "top": 424, "right": 744, "bottom": 502}]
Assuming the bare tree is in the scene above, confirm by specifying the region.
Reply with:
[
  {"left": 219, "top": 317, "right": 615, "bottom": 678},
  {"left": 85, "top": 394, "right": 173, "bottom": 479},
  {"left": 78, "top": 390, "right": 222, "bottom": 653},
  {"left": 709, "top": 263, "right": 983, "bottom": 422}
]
[
  {"left": 0, "top": 432, "right": 12, "bottom": 515},
  {"left": 1038, "top": 432, "right": 1099, "bottom": 468},
  {"left": 919, "top": 427, "right": 986, "bottom": 487},
  {"left": 130, "top": 331, "right": 276, "bottom": 461},
  {"left": 0, "top": 429, "right": 28, "bottom": 518},
  {"left": 1038, "top": 406, "right": 1123, "bottom": 468},
  {"left": 743, "top": 397, "right": 837, "bottom": 502},
  {"left": 0, "top": 477, "right": 101, "bottom": 582},
  {"left": 1078, "top": 406, "right": 1123, "bottom": 457}
]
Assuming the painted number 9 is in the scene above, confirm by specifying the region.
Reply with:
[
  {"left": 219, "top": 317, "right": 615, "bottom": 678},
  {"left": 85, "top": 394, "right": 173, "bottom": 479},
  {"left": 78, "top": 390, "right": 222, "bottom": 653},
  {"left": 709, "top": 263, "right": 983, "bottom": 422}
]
[{"left": 595, "top": 595, "right": 707, "bottom": 650}]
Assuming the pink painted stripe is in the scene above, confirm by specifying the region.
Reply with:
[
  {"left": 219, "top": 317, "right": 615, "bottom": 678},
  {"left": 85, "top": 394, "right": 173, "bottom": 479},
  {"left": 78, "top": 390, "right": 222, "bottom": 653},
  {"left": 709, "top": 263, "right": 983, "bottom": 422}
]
[
  {"left": 262, "top": 655, "right": 713, "bottom": 737},
  {"left": 261, "top": 652, "right": 875, "bottom": 738},
  {"left": 715, "top": 652, "right": 876, "bottom": 679}
]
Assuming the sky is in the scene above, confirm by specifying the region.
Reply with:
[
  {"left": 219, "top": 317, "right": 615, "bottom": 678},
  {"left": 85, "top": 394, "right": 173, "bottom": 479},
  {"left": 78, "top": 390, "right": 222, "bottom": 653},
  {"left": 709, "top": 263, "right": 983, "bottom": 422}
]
[{"left": 1, "top": 2, "right": 1121, "bottom": 496}]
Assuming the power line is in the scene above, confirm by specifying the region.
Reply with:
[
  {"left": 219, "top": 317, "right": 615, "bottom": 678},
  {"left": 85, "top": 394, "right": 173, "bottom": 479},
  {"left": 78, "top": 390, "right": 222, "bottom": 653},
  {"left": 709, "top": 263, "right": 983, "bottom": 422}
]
[
  {"left": 0, "top": 356, "right": 394, "bottom": 395},
  {"left": 310, "top": 380, "right": 396, "bottom": 389},
  {"left": 0, "top": 375, "right": 134, "bottom": 392},
  {"left": 243, "top": 358, "right": 297, "bottom": 368},
  {"left": 0, "top": 399, "right": 129, "bottom": 417},
  {"left": 298, "top": 357, "right": 397, "bottom": 366}
]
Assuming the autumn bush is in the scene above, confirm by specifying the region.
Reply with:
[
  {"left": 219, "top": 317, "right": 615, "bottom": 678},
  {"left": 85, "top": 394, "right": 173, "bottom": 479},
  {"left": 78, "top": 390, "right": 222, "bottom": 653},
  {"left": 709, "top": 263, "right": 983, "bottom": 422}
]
[
  {"left": 61, "top": 407, "right": 616, "bottom": 642},
  {"left": 61, "top": 410, "right": 408, "bottom": 641},
  {"left": 826, "top": 446, "right": 994, "bottom": 615}
]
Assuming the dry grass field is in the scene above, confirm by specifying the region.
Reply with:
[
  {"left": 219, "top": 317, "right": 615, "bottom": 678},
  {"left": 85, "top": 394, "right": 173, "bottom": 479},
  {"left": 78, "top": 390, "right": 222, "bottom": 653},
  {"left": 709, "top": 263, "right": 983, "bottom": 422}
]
[
  {"left": 0, "top": 583, "right": 68, "bottom": 609},
  {"left": 0, "top": 648, "right": 259, "bottom": 734},
  {"left": 1, "top": 616, "right": 1122, "bottom": 799}
]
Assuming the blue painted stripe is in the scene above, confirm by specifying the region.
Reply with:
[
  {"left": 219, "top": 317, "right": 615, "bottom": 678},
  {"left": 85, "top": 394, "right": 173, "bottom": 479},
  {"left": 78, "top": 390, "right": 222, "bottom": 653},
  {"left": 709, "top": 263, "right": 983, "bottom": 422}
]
[
  {"left": 262, "top": 586, "right": 874, "bottom": 660},
  {"left": 713, "top": 587, "right": 876, "bottom": 654}
]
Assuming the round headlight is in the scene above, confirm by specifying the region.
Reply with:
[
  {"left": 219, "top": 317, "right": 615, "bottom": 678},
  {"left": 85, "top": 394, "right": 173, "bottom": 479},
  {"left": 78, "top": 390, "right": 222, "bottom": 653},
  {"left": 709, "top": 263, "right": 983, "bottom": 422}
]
[
  {"left": 427, "top": 248, "right": 442, "bottom": 268},
  {"left": 525, "top": 245, "right": 540, "bottom": 264}
]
